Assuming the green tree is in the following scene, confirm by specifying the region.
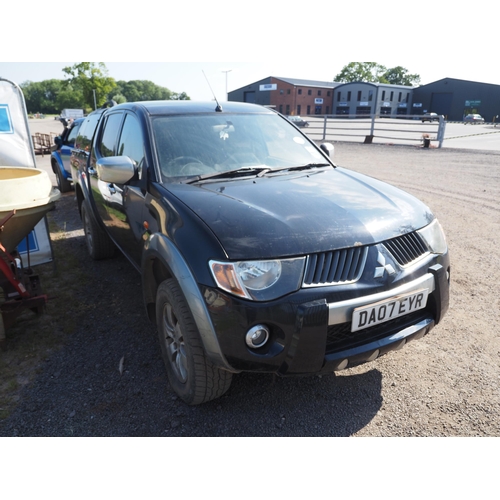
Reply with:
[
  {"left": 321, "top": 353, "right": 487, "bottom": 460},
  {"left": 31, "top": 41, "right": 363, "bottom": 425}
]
[
  {"left": 63, "top": 62, "right": 117, "bottom": 110},
  {"left": 21, "top": 79, "right": 70, "bottom": 114},
  {"left": 381, "top": 66, "right": 421, "bottom": 86},
  {"left": 334, "top": 62, "right": 388, "bottom": 83},
  {"left": 335, "top": 62, "right": 420, "bottom": 86},
  {"left": 170, "top": 91, "right": 190, "bottom": 100},
  {"left": 114, "top": 80, "right": 174, "bottom": 102}
]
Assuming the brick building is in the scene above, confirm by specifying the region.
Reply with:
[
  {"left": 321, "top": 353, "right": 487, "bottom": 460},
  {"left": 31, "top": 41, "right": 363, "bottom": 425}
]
[{"left": 228, "top": 76, "right": 336, "bottom": 116}]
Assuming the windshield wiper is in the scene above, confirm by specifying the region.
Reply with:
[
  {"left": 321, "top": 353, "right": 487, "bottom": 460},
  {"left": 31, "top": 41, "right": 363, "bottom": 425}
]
[
  {"left": 287, "top": 162, "right": 332, "bottom": 171},
  {"left": 184, "top": 166, "right": 271, "bottom": 184},
  {"left": 267, "top": 162, "right": 333, "bottom": 174}
]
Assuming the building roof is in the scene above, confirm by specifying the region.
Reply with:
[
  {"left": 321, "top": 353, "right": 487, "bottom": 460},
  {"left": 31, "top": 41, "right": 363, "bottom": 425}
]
[
  {"left": 273, "top": 76, "right": 337, "bottom": 88},
  {"left": 417, "top": 77, "right": 500, "bottom": 89}
]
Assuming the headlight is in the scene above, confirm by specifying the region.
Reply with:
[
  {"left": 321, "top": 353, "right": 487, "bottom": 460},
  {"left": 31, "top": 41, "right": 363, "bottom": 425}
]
[
  {"left": 210, "top": 257, "right": 306, "bottom": 301},
  {"left": 417, "top": 219, "right": 448, "bottom": 254}
]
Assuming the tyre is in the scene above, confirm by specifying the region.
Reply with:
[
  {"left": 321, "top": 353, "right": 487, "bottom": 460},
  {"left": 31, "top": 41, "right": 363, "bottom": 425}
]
[
  {"left": 156, "top": 278, "right": 232, "bottom": 405},
  {"left": 56, "top": 168, "right": 72, "bottom": 193},
  {"left": 81, "top": 201, "right": 115, "bottom": 260},
  {"left": 52, "top": 161, "right": 72, "bottom": 193},
  {"left": 0, "top": 313, "right": 5, "bottom": 347}
]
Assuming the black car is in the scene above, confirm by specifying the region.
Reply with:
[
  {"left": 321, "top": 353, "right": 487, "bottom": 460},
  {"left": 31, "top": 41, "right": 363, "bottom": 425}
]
[
  {"left": 286, "top": 115, "right": 310, "bottom": 127},
  {"left": 71, "top": 101, "right": 450, "bottom": 405}
]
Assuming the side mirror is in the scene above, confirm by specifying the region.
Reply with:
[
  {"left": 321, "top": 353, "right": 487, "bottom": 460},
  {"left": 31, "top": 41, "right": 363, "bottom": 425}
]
[
  {"left": 96, "top": 156, "right": 136, "bottom": 185},
  {"left": 54, "top": 136, "right": 63, "bottom": 148},
  {"left": 320, "top": 142, "right": 334, "bottom": 158}
]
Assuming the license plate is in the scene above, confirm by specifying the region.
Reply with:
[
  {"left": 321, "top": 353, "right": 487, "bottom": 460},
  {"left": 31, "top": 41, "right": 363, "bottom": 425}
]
[{"left": 351, "top": 289, "right": 429, "bottom": 332}]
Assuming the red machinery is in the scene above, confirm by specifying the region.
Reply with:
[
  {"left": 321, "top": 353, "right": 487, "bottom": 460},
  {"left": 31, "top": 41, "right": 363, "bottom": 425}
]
[{"left": 0, "top": 77, "right": 60, "bottom": 347}]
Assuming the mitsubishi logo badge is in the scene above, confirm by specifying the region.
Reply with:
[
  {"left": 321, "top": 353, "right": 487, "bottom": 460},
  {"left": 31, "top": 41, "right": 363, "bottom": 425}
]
[{"left": 374, "top": 252, "right": 396, "bottom": 279}]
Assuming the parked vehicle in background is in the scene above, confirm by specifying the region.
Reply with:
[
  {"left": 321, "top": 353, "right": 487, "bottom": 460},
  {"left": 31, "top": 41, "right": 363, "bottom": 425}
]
[
  {"left": 51, "top": 117, "right": 84, "bottom": 192},
  {"left": 60, "top": 108, "right": 84, "bottom": 120},
  {"left": 70, "top": 101, "right": 450, "bottom": 405},
  {"left": 464, "top": 114, "right": 485, "bottom": 123},
  {"left": 421, "top": 113, "right": 440, "bottom": 122},
  {"left": 286, "top": 115, "right": 309, "bottom": 127}
]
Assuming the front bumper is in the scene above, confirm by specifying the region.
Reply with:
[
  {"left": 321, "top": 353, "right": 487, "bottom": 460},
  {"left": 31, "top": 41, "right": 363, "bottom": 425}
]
[{"left": 202, "top": 257, "right": 450, "bottom": 375}]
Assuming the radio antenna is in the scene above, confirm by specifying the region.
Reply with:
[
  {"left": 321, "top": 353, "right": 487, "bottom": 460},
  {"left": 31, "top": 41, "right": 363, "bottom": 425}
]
[{"left": 203, "top": 70, "right": 223, "bottom": 112}]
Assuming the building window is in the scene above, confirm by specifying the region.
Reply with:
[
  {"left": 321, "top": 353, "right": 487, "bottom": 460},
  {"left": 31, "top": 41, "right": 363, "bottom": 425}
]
[
  {"left": 318, "top": 90, "right": 322, "bottom": 96},
  {"left": 337, "top": 91, "right": 341, "bottom": 101},
  {"left": 325, "top": 106, "right": 330, "bottom": 114},
  {"left": 279, "top": 105, "right": 283, "bottom": 113},
  {"left": 347, "top": 91, "right": 351, "bottom": 102},
  {"left": 307, "top": 105, "right": 311, "bottom": 114},
  {"left": 297, "top": 105, "right": 301, "bottom": 114},
  {"left": 398, "top": 92, "right": 402, "bottom": 102},
  {"left": 390, "top": 91, "right": 394, "bottom": 101},
  {"left": 287, "top": 89, "right": 291, "bottom": 95},
  {"left": 308, "top": 89, "right": 312, "bottom": 95},
  {"left": 382, "top": 90, "right": 386, "bottom": 100},
  {"left": 298, "top": 89, "right": 302, "bottom": 95},
  {"left": 280, "top": 89, "right": 284, "bottom": 95},
  {"left": 357, "top": 91, "right": 362, "bottom": 101},
  {"left": 286, "top": 105, "right": 290, "bottom": 115},
  {"left": 327, "top": 91, "right": 331, "bottom": 97},
  {"left": 369, "top": 90, "right": 373, "bottom": 101}
]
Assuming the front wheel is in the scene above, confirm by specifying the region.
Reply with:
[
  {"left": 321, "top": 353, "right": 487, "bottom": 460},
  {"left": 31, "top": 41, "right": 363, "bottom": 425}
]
[
  {"left": 81, "top": 201, "right": 115, "bottom": 260},
  {"left": 156, "top": 278, "right": 232, "bottom": 405}
]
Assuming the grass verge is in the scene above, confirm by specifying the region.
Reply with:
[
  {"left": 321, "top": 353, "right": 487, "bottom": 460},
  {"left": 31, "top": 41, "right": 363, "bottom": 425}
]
[{"left": 0, "top": 212, "right": 87, "bottom": 421}]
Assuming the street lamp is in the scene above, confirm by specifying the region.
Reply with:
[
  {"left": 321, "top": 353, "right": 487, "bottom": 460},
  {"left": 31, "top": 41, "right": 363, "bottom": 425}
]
[{"left": 222, "top": 69, "right": 232, "bottom": 101}]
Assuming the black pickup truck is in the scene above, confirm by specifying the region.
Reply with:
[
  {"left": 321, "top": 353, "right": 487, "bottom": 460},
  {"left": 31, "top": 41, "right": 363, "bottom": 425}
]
[{"left": 70, "top": 101, "right": 450, "bottom": 405}]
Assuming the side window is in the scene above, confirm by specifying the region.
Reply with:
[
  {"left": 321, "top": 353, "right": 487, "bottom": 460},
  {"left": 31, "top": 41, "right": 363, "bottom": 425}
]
[
  {"left": 99, "top": 113, "right": 123, "bottom": 158},
  {"left": 117, "top": 114, "right": 145, "bottom": 180},
  {"left": 117, "top": 115, "right": 144, "bottom": 164}
]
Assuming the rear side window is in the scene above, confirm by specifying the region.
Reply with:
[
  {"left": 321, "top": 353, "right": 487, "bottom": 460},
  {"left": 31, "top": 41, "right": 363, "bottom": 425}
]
[
  {"left": 65, "top": 123, "right": 81, "bottom": 146},
  {"left": 75, "top": 112, "right": 102, "bottom": 152}
]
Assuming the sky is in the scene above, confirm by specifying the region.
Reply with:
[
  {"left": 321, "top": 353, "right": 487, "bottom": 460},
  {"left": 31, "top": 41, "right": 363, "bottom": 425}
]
[{"left": 2, "top": 0, "right": 497, "bottom": 102}]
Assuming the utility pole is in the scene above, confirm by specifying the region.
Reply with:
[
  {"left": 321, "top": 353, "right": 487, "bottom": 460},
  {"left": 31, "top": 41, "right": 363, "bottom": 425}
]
[{"left": 222, "top": 70, "right": 232, "bottom": 101}]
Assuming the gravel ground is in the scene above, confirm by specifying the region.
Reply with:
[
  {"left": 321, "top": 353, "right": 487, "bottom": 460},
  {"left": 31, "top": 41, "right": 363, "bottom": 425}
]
[{"left": 1, "top": 122, "right": 499, "bottom": 436}]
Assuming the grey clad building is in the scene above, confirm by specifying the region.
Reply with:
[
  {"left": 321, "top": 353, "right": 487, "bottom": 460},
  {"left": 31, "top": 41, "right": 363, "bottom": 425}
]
[
  {"left": 333, "top": 82, "right": 414, "bottom": 117},
  {"left": 412, "top": 78, "right": 500, "bottom": 122}
]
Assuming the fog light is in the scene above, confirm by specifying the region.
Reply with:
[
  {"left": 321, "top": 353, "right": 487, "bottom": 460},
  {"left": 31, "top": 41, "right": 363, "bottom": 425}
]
[{"left": 245, "top": 325, "right": 270, "bottom": 349}]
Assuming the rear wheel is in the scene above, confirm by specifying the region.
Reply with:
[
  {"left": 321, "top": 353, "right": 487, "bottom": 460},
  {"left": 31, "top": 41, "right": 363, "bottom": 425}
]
[
  {"left": 81, "top": 201, "right": 115, "bottom": 260},
  {"left": 156, "top": 278, "right": 232, "bottom": 405},
  {"left": 54, "top": 162, "right": 72, "bottom": 193}
]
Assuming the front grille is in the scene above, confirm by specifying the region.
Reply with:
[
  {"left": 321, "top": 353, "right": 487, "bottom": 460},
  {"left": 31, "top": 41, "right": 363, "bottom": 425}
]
[
  {"left": 383, "top": 231, "right": 429, "bottom": 266},
  {"left": 303, "top": 246, "right": 368, "bottom": 287}
]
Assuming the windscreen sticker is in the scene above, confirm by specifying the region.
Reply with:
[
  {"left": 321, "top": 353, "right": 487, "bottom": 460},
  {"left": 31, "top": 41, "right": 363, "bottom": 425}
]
[{"left": 305, "top": 146, "right": 321, "bottom": 158}]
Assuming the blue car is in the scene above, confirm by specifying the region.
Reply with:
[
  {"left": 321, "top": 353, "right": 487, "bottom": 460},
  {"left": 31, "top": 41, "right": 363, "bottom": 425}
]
[{"left": 51, "top": 117, "right": 85, "bottom": 192}]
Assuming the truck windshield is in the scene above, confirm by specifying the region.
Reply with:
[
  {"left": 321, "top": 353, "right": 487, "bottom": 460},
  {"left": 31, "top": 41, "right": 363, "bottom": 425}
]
[{"left": 152, "top": 113, "right": 328, "bottom": 181}]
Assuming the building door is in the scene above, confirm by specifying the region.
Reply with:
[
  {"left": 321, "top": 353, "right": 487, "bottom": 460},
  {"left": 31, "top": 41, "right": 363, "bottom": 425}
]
[
  {"left": 430, "top": 92, "right": 452, "bottom": 118},
  {"left": 244, "top": 91, "right": 256, "bottom": 103}
]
